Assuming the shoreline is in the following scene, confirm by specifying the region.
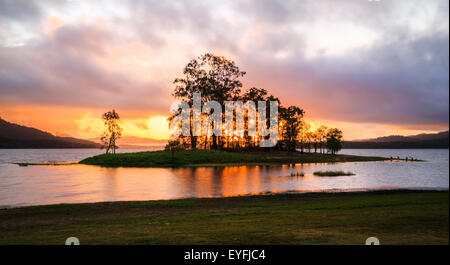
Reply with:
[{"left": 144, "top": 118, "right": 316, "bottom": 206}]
[
  {"left": 11, "top": 158, "right": 414, "bottom": 168},
  {"left": 1, "top": 189, "right": 447, "bottom": 244},
  {"left": 1, "top": 187, "right": 448, "bottom": 209}
]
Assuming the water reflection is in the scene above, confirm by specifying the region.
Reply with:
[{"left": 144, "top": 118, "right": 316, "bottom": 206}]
[{"left": 0, "top": 149, "right": 448, "bottom": 207}]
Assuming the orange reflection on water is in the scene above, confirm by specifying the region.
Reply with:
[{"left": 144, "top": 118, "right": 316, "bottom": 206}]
[
  {"left": 2, "top": 158, "right": 428, "bottom": 208},
  {"left": 9, "top": 162, "right": 348, "bottom": 206}
]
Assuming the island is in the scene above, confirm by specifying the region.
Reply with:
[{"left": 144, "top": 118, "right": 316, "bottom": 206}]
[{"left": 78, "top": 150, "right": 402, "bottom": 168}]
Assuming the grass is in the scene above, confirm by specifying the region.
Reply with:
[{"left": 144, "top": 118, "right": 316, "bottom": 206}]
[
  {"left": 0, "top": 190, "right": 447, "bottom": 245},
  {"left": 313, "top": 171, "right": 355, "bottom": 177},
  {"left": 79, "top": 150, "right": 393, "bottom": 168}
]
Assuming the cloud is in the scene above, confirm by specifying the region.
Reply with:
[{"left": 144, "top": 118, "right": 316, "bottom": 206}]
[
  {"left": 0, "top": 22, "right": 171, "bottom": 111},
  {"left": 0, "top": 0, "right": 41, "bottom": 21},
  {"left": 240, "top": 29, "right": 449, "bottom": 125},
  {"left": 0, "top": 0, "right": 448, "bottom": 131}
]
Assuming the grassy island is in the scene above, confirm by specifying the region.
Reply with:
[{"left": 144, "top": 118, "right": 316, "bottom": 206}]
[
  {"left": 79, "top": 150, "right": 394, "bottom": 168},
  {"left": 0, "top": 190, "right": 447, "bottom": 244}
]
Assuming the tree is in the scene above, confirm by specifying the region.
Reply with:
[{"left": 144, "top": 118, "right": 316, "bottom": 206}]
[
  {"left": 169, "top": 53, "right": 344, "bottom": 153},
  {"left": 326, "top": 128, "right": 343, "bottom": 155},
  {"left": 279, "top": 106, "right": 304, "bottom": 151},
  {"left": 100, "top": 109, "right": 122, "bottom": 154},
  {"left": 297, "top": 120, "right": 310, "bottom": 153},
  {"left": 312, "top": 131, "right": 319, "bottom": 153},
  {"left": 165, "top": 139, "right": 182, "bottom": 160},
  {"left": 241, "top": 87, "right": 268, "bottom": 102},
  {"left": 315, "top": 125, "right": 328, "bottom": 153},
  {"left": 173, "top": 53, "right": 246, "bottom": 150},
  {"left": 241, "top": 87, "right": 269, "bottom": 148},
  {"left": 304, "top": 131, "right": 314, "bottom": 153}
]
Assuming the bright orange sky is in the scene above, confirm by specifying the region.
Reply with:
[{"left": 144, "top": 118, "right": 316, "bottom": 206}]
[
  {"left": 0, "top": 103, "right": 446, "bottom": 141},
  {"left": 0, "top": 1, "right": 448, "bottom": 141}
]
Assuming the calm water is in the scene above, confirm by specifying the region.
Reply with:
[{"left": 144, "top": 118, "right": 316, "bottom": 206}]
[{"left": 0, "top": 148, "right": 448, "bottom": 207}]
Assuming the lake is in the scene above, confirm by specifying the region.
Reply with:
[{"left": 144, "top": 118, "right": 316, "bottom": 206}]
[{"left": 0, "top": 148, "right": 448, "bottom": 207}]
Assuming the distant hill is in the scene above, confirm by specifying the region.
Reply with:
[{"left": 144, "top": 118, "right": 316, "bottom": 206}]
[
  {"left": 343, "top": 131, "right": 449, "bottom": 149},
  {"left": 0, "top": 117, "right": 101, "bottom": 148}
]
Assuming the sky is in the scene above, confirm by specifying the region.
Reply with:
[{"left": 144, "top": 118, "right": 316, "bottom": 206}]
[{"left": 0, "top": 0, "right": 448, "bottom": 140}]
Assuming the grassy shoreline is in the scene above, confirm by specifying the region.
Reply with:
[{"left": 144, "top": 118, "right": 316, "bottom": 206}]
[
  {"left": 0, "top": 190, "right": 447, "bottom": 244},
  {"left": 78, "top": 150, "right": 397, "bottom": 168}
]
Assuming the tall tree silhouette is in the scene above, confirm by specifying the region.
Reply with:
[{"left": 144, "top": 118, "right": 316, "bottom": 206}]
[
  {"left": 279, "top": 106, "right": 304, "bottom": 151},
  {"left": 173, "top": 53, "right": 246, "bottom": 149},
  {"left": 297, "top": 120, "right": 310, "bottom": 153},
  {"left": 326, "top": 128, "right": 343, "bottom": 155},
  {"left": 100, "top": 110, "right": 122, "bottom": 154},
  {"left": 315, "top": 125, "right": 328, "bottom": 154},
  {"left": 241, "top": 87, "right": 269, "bottom": 147}
]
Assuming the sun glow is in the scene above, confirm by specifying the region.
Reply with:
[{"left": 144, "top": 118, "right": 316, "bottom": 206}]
[
  {"left": 71, "top": 113, "right": 171, "bottom": 140},
  {"left": 146, "top": 116, "right": 170, "bottom": 140}
]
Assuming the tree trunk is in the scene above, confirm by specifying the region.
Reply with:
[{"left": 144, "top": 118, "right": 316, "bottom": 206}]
[
  {"left": 190, "top": 135, "right": 197, "bottom": 150},
  {"left": 212, "top": 135, "right": 218, "bottom": 149},
  {"left": 106, "top": 137, "right": 112, "bottom": 154}
]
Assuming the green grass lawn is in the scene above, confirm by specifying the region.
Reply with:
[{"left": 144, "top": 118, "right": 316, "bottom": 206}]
[
  {"left": 78, "top": 150, "right": 393, "bottom": 167},
  {"left": 0, "top": 190, "right": 447, "bottom": 245}
]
